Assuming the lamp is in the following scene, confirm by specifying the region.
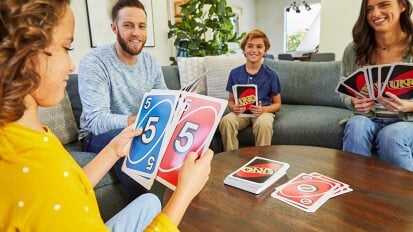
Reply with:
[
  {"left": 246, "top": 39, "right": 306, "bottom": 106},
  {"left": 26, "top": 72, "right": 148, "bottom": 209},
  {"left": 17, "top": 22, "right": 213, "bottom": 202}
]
[
  {"left": 286, "top": 1, "right": 311, "bottom": 13},
  {"left": 301, "top": 1, "right": 310, "bottom": 12}
]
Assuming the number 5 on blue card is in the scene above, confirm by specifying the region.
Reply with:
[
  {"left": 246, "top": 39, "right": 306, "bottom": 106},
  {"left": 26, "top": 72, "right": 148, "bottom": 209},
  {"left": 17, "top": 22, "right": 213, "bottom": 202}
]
[{"left": 122, "top": 91, "right": 179, "bottom": 189}]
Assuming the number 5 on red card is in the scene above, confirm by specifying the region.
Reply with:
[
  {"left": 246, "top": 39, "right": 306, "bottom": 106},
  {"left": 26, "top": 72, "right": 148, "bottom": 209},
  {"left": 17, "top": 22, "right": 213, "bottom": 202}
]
[{"left": 157, "top": 92, "right": 227, "bottom": 190}]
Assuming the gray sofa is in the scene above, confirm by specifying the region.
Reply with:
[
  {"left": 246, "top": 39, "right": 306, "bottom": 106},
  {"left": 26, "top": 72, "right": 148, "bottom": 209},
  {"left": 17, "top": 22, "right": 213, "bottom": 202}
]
[
  {"left": 62, "top": 59, "right": 352, "bottom": 221},
  {"left": 159, "top": 59, "right": 352, "bottom": 150},
  {"left": 251, "top": 59, "right": 352, "bottom": 149}
]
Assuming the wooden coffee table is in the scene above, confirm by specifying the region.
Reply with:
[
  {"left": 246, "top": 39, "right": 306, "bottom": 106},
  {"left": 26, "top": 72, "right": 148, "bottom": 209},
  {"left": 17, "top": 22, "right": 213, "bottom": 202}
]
[{"left": 174, "top": 145, "right": 413, "bottom": 231}]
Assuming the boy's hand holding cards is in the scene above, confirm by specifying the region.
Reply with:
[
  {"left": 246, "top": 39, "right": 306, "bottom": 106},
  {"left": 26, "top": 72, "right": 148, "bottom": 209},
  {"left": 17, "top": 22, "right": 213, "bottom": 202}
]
[
  {"left": 122, "top": 89, "right": 227, "bottom": 191},
  {"left": 232, "top": 84, "right": 258, "bottom": 117},
  {"left": 336, "top": 63, "right": 413, "bottom": 100}
]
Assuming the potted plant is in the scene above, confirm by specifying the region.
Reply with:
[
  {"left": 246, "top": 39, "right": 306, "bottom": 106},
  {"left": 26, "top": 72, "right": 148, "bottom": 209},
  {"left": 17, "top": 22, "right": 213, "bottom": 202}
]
[{"left": 168, "top": 0, "right": 245, "bottom": 64}]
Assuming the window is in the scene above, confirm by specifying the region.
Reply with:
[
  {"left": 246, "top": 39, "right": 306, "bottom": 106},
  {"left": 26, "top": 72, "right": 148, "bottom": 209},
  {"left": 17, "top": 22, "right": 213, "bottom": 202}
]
[{"left": 284, "top": 2, "right": 321, "bottom": 53}]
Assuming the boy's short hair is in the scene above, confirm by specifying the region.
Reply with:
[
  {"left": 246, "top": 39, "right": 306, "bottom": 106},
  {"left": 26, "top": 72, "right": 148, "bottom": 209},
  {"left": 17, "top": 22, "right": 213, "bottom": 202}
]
[{"left": 240, "top": 29, "right": 271, "bottom": 52}]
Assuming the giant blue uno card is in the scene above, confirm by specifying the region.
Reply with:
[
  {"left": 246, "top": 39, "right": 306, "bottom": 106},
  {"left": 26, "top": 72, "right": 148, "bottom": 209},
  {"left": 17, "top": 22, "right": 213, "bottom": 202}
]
[
  {"left": 122, "top": 90, "right": 180, "bottom": 189},
  {"left": 156, "top": 92, "right": 228, "bottom": 190}
]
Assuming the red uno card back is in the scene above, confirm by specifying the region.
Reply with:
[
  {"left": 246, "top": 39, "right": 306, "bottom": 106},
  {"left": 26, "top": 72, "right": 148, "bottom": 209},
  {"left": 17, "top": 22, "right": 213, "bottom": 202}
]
[{"left": 275, "top": 173, "right": 337, "bottom": 208}]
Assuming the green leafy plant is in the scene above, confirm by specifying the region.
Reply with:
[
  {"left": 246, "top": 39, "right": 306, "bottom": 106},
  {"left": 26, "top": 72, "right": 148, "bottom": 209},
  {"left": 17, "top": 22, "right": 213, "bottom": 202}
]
[
  {"left": 168, "top": 0, "right": 245, "bottom": 63},
  {"left": 286, "top": 30, "right": 306, "bottom": 52}
]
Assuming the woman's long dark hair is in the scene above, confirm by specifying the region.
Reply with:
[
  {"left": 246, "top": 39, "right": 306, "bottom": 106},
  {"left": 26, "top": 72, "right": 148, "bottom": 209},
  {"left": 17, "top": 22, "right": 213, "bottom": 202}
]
[{"left": 352, "top": 0, "right": 413, "bottom": 65}]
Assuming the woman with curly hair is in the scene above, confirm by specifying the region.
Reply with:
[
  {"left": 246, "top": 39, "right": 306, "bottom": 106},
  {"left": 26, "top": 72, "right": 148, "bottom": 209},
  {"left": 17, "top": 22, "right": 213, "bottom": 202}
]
[{"left": 0, "top": 0, "right": 212, "bottom": 231}]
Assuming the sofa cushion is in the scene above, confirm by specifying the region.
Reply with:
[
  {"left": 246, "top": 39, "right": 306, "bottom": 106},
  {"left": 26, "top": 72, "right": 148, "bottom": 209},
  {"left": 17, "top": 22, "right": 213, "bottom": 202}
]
[
  {"left": 177, "top": 57, "right": 207, "bottom": 94},
  {"left": 205, "top": 56, "right": 245, "bottom": 100},
  {"left": 264, "top": 59, "right": 346, "bottom": 109},
  {"left": 67, "top": 74, "right": 82, "bottom": 128},
  {"left": 238, "top": 104, "right": 352, "bottom": 149},
  {"left": 39, "top": 91, "right": 79, "bottom": 144},
  {"left": 68, "top": 151, "right": 119, "bottom": 188}
]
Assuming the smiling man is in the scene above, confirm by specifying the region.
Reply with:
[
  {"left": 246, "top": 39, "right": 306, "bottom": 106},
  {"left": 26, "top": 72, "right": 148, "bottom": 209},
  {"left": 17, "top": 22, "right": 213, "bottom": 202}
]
[{"left": 78, "top": 0, "right": 167, "bottom": 200}]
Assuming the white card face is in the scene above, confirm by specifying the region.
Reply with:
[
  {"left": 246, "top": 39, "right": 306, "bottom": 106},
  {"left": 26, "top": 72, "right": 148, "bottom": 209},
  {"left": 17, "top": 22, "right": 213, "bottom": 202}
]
[
  {"left": 157, "top": 92, "right": 228, "bottom": 190},
  {"left": 120, "top": 164, "right": 155, "bottom": 190},
  {"left": 224, "top": 171, "right": 287, "bottom": 194},
  {"left": 122, "top": 91, "right": 180, "bottom": 189}
]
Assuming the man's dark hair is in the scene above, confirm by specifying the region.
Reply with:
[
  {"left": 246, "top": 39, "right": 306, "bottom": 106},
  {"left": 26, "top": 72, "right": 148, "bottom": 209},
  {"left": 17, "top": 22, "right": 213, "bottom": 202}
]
[{"left": 111, "top": 0, "right": 146, "bottom": 22}]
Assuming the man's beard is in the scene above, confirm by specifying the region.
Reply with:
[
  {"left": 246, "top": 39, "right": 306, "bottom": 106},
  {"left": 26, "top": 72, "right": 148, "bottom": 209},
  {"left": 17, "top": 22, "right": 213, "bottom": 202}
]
[{"left": 117, "top": 30, "right": 146, "bottom": 56}]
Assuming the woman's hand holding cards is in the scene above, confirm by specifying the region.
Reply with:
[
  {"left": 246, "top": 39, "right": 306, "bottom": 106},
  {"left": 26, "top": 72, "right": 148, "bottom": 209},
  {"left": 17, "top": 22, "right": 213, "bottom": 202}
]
[
  {"left": 352, "top": 97, "right": 375, "bottom": 114},
  {"left": 377, "top": 92, "right": 413, "bottom": 113}
]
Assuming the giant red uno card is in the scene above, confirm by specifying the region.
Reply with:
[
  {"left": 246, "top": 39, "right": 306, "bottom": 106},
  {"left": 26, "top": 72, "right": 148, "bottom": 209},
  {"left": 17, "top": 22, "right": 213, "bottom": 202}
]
[
  {"left": 380, "top": 63, "right": 413, "bottom": 99},
  {"left": 341, "top": 69, "right": 371, "bottom": 98},
  {"left": 309, "top": 172, "right": 353, "bottom": 197},
  {"left": 272, "top": 173, "right": 338, "bottom": 212},
  {"left": 156, "top": 92, "right": 227, "bottom": 190},
  {"left": 335, "top": 81, "right": 365, "bottom": 98}
]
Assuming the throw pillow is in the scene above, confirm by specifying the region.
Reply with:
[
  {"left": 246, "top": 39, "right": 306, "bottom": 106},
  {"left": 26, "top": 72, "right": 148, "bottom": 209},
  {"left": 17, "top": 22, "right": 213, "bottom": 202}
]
[
  {"left": 38, "top": 91, "right": 79, "bottom": 144},
  {"left": 177, "top": 57, "right": 207, "bottom": 95},
  {"left": 205, "top": 56, "right": 245, "bottom": 100}
]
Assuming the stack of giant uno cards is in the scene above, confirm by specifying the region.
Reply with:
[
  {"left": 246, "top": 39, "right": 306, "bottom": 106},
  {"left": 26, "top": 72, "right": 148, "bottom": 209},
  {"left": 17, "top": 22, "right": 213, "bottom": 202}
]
[
  {"left": 336, "top": 63, "right": 413, "bottom": 100},
  {"left": 271, "top": 172, "right": 352, "bottom": 212},
  {"left": 122, "top": 89, "right": 227, "bottom": 191},
  {"left": 232, "top": 84, "right": 258, "bottom": 117},
  {"left": 223, "top": 156, "right": 290, "bottom": 194}
]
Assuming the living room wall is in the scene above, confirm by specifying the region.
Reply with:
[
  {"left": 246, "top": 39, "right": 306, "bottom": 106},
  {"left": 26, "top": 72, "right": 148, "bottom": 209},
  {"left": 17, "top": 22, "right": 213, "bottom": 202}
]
[
  {"left": 70, "top": 0, "right": 401, "bottom": 68},
  {"left": 319, "top": 0, "right": 359, "bottom": 60},
  {"left": 70, "top": 0, "right": 255, "bottom": 69},
  {"left": 255, "top": 0, "right": 360, "bottom": 60},
  {"left": 255, "top": 0, "right": 322, "bottom": 57},
  {"left": 70, "top": 0, "right": 170, "bottom": 68}
]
